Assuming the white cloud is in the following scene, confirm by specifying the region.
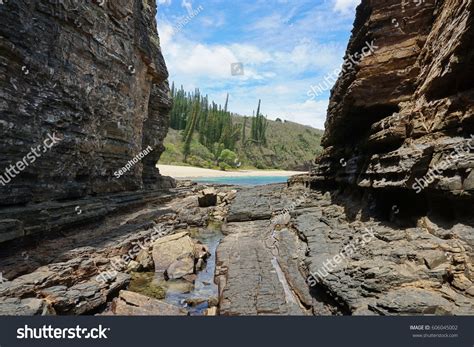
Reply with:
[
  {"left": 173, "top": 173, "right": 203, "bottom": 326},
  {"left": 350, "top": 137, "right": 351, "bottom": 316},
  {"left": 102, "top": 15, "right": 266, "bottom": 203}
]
[
  {"left": 157, "top": 0, "right": 171, "bottom": 5},
  {"left": 333, "top": 0, "right": 361, "bottom": 14},
  {"left": 155, "top": 1, "right": 360, "bottom": 129},
  {"left": 200, "top": 13, "right": 226, "bottom": 28},
  {"left": 181, "top": 0, "right": 193, "bottom": 15}
]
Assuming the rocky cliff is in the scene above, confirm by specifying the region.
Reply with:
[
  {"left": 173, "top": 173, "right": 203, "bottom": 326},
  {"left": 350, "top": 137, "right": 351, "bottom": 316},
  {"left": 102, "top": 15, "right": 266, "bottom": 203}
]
[
  {"left": 0, "top": 0, "right": 173, "bottom": 244},
  {"left": 286, "top": 0, "right": 474, "bottom": 315},
  {"left": 306, "top": 0, "right": 473, "bottom": 216}
]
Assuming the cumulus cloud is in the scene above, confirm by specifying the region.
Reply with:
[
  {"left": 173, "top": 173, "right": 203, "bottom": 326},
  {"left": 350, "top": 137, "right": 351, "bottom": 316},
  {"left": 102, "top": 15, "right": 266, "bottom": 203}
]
[{"left": 155, "top": 1, "right": 358, "bottom": 129}]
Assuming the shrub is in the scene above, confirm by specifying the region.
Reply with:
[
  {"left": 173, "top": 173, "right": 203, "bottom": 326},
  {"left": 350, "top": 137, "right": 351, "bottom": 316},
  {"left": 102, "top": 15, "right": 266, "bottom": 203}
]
[
  {"left": 219, "top": 162, "right": 232, "bottom": 171},
  {"left": 218, "top": 149, "right": 238, "bottom": 168}
]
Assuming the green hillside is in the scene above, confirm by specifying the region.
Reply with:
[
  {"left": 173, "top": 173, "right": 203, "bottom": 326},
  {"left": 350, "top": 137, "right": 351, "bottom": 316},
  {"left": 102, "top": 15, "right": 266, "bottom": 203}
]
[
  {"left": 160, "top": 84, "right": 324, "bottom": 171},
  {"left": 161, "top": 116, "right": 323, "bottom": 171}
]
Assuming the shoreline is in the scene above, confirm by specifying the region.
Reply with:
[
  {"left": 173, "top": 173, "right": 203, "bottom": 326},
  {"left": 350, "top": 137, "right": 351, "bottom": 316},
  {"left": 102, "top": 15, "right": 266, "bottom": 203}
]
[{"left": 157, "top": 164, "right": 306, "bottom": 179}]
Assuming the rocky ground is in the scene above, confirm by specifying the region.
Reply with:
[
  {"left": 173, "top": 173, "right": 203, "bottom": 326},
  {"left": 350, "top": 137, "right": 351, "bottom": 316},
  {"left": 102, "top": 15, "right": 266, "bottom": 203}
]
[
  {"left": 0, "top": 183, "right": 235, "bottom": 316},
  {"left": 220, "top": 182, "right": 473, "bottom": 315},
  {"left": 0, "top": 182, "right": 472, "bottom": 316}
]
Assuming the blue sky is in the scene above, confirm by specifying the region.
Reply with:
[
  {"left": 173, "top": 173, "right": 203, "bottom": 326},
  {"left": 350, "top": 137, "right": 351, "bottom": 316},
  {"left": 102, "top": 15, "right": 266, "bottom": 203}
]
[{"left": 156, "top": 0, "right": 361, "bottom": 129}]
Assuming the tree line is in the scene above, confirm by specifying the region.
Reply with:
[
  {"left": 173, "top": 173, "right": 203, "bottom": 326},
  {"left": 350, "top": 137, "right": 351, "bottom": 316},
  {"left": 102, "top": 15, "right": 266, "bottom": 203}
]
[{"left": 169, "top": 83, "right": 268, "bottom": 164}]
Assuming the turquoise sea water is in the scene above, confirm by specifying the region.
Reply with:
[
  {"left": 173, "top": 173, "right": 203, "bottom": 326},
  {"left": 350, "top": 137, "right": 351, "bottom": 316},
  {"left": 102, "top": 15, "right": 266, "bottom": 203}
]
[{"left": 193, "top": 176, "right": 290, "bottom": 186}]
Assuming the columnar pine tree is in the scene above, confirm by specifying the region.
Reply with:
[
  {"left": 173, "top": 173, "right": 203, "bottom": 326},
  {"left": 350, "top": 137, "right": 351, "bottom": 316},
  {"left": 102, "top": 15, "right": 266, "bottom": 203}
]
[{"left": 250, "top": 99, "right": 267, "bottom": 145}]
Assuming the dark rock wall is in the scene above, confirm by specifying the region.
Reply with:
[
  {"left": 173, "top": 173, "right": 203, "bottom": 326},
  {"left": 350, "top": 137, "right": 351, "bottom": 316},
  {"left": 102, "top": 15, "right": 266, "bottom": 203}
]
[
  {"left": 0, "top": 0, "right": 172, "bottom": 243},
  {"left": 311, "top": 0, "right": 474, "bottom": 210}
]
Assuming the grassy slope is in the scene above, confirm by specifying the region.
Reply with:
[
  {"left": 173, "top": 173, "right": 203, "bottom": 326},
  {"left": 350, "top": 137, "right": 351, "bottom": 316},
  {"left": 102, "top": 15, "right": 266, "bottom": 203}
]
[{"left": 160, "top": 116, "right": 324, "bottom": 171}]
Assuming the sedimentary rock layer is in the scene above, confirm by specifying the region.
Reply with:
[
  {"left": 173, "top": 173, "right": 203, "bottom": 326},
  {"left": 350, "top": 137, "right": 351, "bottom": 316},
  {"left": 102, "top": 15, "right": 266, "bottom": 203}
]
[
  {"left": 310, "top": 0, "right": 474, "bottom": 207},
  {"left": 0, "top": 0, "right": 172, "bottom": 243},
  {"left": 217, "top": 184, "right": 473, "bottom": 315}
]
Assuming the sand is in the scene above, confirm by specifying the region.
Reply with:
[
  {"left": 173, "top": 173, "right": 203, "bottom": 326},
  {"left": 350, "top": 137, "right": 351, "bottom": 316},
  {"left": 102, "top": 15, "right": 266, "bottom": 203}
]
[{"left": 157, "top": 164, "right": 306, "bottom": 179}]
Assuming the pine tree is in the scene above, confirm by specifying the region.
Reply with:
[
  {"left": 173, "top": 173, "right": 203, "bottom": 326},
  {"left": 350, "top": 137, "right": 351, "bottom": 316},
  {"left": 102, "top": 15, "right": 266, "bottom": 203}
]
[
  {"left": 250, "top": 100, "right": 267, "bottom": 145},
  {"left": 182, "top": 92, "right": 200, "bottom": 161}
]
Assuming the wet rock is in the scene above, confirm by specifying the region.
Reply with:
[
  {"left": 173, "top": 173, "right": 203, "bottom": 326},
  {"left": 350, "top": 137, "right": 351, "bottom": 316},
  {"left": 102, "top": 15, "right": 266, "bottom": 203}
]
[
  {"left": 110, "top": 291, "right": 187, "bottom": 316},
  {"left": 185, "top": 297, "right": 207, "bottom": 307},
  {"left": 216, "top": 220, "right": 309, "bottom": 315},
  {"left": 129, "top": 273, "right": 166, "bottom": 300},
  {"left": 162, "top": 280, "right": 194, "bottom": 294},
  {"left": 196, "top": 259, "right": 204, "bottom": 271},
  {"left": 194, "top": 243, "right": 210, "bottom": 260}
]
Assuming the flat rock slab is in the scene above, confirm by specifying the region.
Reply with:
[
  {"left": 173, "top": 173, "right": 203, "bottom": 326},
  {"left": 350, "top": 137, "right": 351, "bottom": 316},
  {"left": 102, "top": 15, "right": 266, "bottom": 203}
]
[
  {"left": 110, "top": 290, "right": 187, "bottom": 316},
  {"left": 216, "top": 220, "right": 309, "bottom": 315},
  {"left": 227, "top": 185, "right": 286, "bottom": 222}
]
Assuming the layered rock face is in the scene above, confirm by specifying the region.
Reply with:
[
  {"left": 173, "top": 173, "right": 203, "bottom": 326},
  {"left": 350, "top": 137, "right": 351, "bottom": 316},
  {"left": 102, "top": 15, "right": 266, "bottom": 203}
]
[
  {"left": 310, "top": 0, "right": 473, "bottom": 211},
  {"left": 285, "top": 0, "right": 474, "bottom": 315},
  {"left": 0, "top": 0, "right": 172, "bottom": 243}
]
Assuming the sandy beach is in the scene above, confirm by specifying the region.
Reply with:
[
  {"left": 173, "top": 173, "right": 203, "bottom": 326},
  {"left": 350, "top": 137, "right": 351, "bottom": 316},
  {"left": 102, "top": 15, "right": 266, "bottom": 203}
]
[{"left": 157, "top": 164, "right": 306, "bottom": 178}]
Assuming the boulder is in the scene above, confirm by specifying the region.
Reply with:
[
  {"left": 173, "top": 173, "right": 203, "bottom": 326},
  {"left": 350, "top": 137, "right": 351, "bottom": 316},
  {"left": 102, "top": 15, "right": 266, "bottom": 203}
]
[
  {"left": 198, "top": 188, "right": 218, "bottom": 207},
  {"left": 127, "top": 260, "right": 141, "bottom": 272},
  {"left": 136, "top": 249, "right": 154, "bottom": 270},
  {"left": 166, "top": 256, "right": 195, "bottom": 280},
  {"left": 152, "top": 232, "right": 195, "bottom": 275},
  {"left": 185, "top": 297, "right": 207, "bottom": 307},
  {"left": 194, "top": 243, "right": 210, "bottom": 260}
]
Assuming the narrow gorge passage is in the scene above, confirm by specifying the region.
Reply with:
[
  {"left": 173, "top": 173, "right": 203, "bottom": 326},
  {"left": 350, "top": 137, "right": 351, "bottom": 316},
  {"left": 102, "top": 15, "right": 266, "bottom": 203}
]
[{"left": 0, "top": 0, "right": 473, "bottom": 324}]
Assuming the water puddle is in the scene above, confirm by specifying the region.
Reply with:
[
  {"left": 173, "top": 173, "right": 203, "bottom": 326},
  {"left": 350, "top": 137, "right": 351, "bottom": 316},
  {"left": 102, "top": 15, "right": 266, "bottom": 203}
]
[{"left": 129, "top": 221, "right": 223, "bottom": 315}]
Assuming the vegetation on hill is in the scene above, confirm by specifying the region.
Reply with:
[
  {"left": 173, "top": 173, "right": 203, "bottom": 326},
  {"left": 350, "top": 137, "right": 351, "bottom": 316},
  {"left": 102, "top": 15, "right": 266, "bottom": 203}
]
[{"left": 160, "top": 84, "right": 324, "bottom": 171}]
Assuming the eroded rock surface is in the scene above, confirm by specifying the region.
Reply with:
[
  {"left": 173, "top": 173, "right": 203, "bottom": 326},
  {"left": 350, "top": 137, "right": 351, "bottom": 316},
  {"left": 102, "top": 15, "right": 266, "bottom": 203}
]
[
  {"left": 0, "top": 0, "right": 173, "bottom": 244},
  {"left": 217, "top": 186, "right": 313, "bottom": 316},
  {"left": 306, "top": 0, "right": 474, "bottom": 208},
  {"left": 0, "top": 183, "right": 234, "bottom": 315},
  {"left": 217, "top": 184, "right": 473, "bottom": 315}
]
